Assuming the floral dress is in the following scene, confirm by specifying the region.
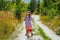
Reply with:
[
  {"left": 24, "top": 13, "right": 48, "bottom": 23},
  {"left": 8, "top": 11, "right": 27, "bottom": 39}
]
[{"left": 24, "top": 16, "right": 32, "bottom": 32}]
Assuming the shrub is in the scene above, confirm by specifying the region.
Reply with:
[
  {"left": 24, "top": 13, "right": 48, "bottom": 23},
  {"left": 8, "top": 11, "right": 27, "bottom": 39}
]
[
  {"left": 0, "top": 11, "right": 18, "bottom": 40},
  {"left": 40, "top": 15, "right": 60, "bottom": 34},
  {"left": 48, "top": 9, "right": 57, "bottom": 20},
  {"left": 56, "top": 27, "right": 60, "bottom": 35}
]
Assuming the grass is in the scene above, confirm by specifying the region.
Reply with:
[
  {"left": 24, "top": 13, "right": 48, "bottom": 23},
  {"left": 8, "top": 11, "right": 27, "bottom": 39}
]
[
  {"left": 32, "top": 21, "right": 51, "bottom": 40},
  {"left": 40, "top": 15, "right": 60, "bottom": 35},
  {"left": 0, "top": 21, "right": 14, "bottom": 40},
  {"left": 38, "top": 25, "right": 51, "bottom": 40},
  {"left": 0, "top": 11, "right": 18, "bottom": 40},
  {"left": 20, "top": 12, "right": 26, "bottom": 22}
]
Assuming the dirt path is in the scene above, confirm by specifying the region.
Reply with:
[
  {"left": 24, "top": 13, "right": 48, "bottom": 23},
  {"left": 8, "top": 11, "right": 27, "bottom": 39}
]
[
  {"left": 32, "top": 15, "right": 60, "bottom": 40},
  {"left": 10, "top": 15, "right": 60, "bottom": 40},
  {"left": 14, "top": 22, "right": 43, "bottom": 40}
]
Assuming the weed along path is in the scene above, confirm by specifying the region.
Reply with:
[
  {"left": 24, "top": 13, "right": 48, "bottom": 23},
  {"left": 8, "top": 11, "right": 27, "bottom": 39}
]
[
  {"left": 32, "top": 15, "right": 60, "bottom": 40},
  {"left": 10, "top": 15, "right": 60, "bottom": 40}
]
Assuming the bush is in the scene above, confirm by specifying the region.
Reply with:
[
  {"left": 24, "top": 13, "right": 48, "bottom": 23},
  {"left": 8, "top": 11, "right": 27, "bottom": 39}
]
[
  {"left": 0, "top": 21, "right": 14, "bottom": 40},
  {"left": 40, "top": 15, "right": 60, "bottom": 34},
  {"left": 48, "top": 9, "right": 57, "bottom": 20},
  {"left": 56, "top": 27, "right": 60, "bottom": 35},
  {"left": 0, "top": 11, "right": 18, "bottom": 40},
  {"left": 3, "top": 1, "right": 11, "bottom": 11}
]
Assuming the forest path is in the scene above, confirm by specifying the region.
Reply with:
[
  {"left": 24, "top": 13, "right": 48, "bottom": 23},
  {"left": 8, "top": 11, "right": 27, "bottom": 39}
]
[
  {"left": 32, "top": 15, "right": 60, "bottom": 40},
  {"left": 14, "top": 17, "right": 43, "bottom": 40},
  {"left": 10, "top": 15, "right": 60, "bottom": 40}
]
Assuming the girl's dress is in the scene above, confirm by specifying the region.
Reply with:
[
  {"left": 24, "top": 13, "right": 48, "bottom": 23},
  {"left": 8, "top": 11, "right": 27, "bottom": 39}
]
[{"left": 25, "top": 16, "right": 32, "bottom": 32}]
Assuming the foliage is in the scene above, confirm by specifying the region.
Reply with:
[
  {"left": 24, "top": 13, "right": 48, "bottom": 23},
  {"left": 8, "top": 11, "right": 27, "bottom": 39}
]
[
  {"left": 3, "top": 1, "right": 11, "bottom": 11},
  {"left": 0, "top": 11, "right": 18, "bottom": 40},
  {"left": 21, "top": 2, "right": 29, "bottom": 12},
  {"left": 15, "top": 0, "right": 21, "bottom": 20},
  {"left": 37, "top": 0, "right": 40, "bottom": 14},
  {"left": 38, "top": 25, "right": 51, "bottom": 40},
  {"left": 40, "top": 15, "right": 60, "bottom": 35},
  {"left": 28, "top": 0, "right": 37, "bottom": 13},
  {"left": 0, "top": 0, "right": 3, "bottom": 10},
  {"left": 56, "top": 27, "right": 60, "bottom": 35},
  {"left": 47, "top": 8, "right": 57, "bottom": 20},
  {"left": 40, "top": 0, "right": 60, "bottom": 35},
  {"left": 32, "top": 21, "right": 51, "bottom": 40}
]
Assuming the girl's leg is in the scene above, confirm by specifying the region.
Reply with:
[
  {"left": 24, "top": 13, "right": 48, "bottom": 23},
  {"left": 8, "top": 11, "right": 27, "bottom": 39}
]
[
  {"left": 25, "top": 30, "right": 27, "bottom": 36},
  {"left": 30, "top": 30, "right": 33, "bottom": 36},
  {"left": 25, "top": 27, "right": 28, "bottom": 36},
  {"left": 27, "top": 30, "right": 30, "bottom": 38},
  {"left": 31, "top": 31, "right": 33, "bottom": 36},
  {"left": 25, "top": 29, "right": 30, "bottom": 38}
]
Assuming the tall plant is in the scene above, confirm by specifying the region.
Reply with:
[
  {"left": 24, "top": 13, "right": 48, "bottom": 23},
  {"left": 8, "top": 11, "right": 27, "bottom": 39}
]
[
  {"left": 15, "top": 0, "right": 21, "bottom": 20},
  {"left": 28, "top": 0, "right": 37, "bottom": 13},
  {"left": 37, "top": 0, "right": 40, "bottom": 14},
  {"left": 0, "top": 0, "right": 3, "bottom": 10}
]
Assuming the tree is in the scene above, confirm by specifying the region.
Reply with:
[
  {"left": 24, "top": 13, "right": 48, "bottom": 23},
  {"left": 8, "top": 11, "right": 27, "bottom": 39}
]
[
  {"left": 0, "top": 0, "right": 12, "bottom": 11},
  {"left": 37, "top": 0, "right": 40, "bottom": 14},
  {"left": 0, "top": 0, "right": 3, "bottom": 10},
  {"left": 43, "top": 0, "right": 51, "bottom": 9},
  {"left": 28, "top": 0, "right": 37, "bottom": 13},
  {"left": 12, "top": 0, "right": 16, "bottom": 3},
  {"left": 57, "top": 2, "right": 60, "bottom": 15},
  {"left": 21, "top": 2, "right": 29, "bottom": 12},
  {"left": 3, "top": 1, "right": 11, "bottom": 11},
  {"left": 15, "top": 0, "right": 21, "bottom": 20}
]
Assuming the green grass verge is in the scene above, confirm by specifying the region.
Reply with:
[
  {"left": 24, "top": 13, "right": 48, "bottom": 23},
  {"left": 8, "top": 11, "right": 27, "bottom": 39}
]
[
  {"left": 32, "top": 21, "right": 51, "bottom": 40},
  {"left": 38, "top": 25, "right": 51, "bottom": 40}
]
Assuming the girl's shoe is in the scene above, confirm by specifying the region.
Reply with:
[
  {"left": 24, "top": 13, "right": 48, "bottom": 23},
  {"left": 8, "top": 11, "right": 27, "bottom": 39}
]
[
  {"left": 27, "top": 36, "right": 30, "bottom": 38},
  {"left": 25, "top": 34, "right": 27, "bottom": 36},
  {"left": 31, "top": 32, "right": 33, "bottom": 36}
]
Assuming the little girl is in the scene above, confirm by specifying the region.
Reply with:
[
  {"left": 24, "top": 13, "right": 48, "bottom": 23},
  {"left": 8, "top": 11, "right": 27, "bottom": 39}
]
[{"left": 24, "top": 11, "right": 33, "bottom": 38}]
